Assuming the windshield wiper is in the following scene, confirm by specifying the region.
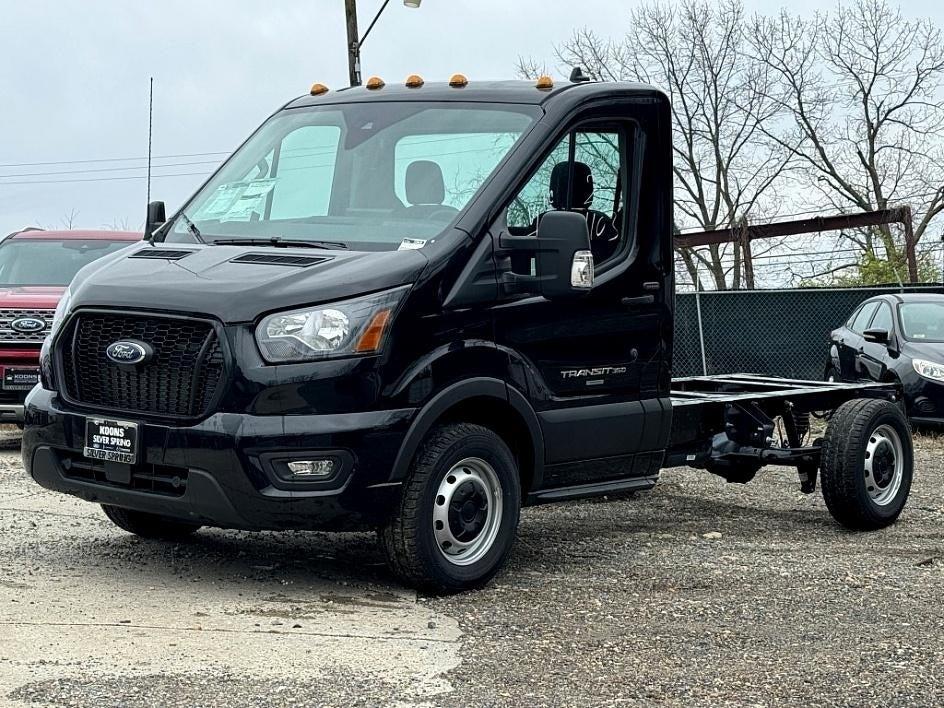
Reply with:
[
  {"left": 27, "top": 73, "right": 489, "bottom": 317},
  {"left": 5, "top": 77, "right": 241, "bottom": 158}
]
[
  {"left": 209, "top": 237, "right": 348, "bottom": 250},
  {"left": 177, "top": 213, "right": 204, "bottom": 243}
]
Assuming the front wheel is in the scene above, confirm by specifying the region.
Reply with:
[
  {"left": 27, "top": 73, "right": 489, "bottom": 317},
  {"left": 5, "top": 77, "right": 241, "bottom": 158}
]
[
  {"left": 820, "top": 399, "right": 913, "bottom": 530},
  {"left": 101, "top": 505, "right": 202, "bottom": 540},
  {"left": 378, "top": 423, "right": 521, "bottom": 593}
]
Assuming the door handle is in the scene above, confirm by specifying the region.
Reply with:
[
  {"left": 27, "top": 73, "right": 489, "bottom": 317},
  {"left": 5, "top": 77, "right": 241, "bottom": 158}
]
[{"left": 621, "top": 294, "right": 655, "bottom": 306}]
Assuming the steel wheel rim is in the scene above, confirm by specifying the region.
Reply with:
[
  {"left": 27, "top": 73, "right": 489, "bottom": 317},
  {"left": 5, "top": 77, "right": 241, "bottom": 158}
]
[
  {"left": 864, "top": 424, "right": 904, "bottom": 506},
  {"left": 432, "top": 457, "right": 503, "bottom": 566}
]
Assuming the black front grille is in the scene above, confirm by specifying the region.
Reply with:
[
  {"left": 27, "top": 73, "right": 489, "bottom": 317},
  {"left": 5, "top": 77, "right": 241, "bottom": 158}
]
[
  {"left": 59, "top": 312, "right": 224, "bottom": 418},
  {"left": 60, "top": 452, "right": 189, "bottom": 497}
]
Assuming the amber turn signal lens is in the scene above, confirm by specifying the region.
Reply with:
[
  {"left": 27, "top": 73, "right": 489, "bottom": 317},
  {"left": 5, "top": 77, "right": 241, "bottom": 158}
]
[
  {"left": 310, "top": 83, "right": 329, "bottom": 96},
  {"left": 354, "top": 310, "right": 392, "bottom": 353},
  {"left": 366, "top": 76, "right": 385, "bottom": 90},
  {"left": 405, "top": 74, "right": 425, "bottom": 88}
]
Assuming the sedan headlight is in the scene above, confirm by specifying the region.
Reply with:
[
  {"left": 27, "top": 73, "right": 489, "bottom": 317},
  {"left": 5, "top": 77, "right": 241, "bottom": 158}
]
[
  {"left": 912, "top": 358, "right": 944, "bottom": 382},
  {"left": 255, "top": 286, "right": 408, "bottom": 363}
]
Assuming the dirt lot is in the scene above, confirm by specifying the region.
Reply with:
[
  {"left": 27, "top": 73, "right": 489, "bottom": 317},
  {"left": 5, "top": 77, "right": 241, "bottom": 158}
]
[{"left": 1, "top": 426, "right": 943, "bottom": 707}]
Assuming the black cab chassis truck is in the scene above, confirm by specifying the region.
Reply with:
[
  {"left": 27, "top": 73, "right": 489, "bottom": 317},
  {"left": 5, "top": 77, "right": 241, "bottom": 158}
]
[{"left": 23, "top": 75, "right": 914, "bottom": 592}]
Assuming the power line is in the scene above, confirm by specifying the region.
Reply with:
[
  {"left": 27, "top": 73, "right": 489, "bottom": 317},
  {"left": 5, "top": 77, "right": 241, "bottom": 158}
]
[
  {"left": 0, "top": 150, "right": 232, "bottom": 169},
  {"left": 0, "top": 171, "right": 212, "bottom": 186}
]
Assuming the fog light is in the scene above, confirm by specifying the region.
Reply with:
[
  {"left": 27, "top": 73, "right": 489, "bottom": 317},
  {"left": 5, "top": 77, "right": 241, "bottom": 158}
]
[{"left": 286, "top": 459, "right": 336, "bottom": 477}]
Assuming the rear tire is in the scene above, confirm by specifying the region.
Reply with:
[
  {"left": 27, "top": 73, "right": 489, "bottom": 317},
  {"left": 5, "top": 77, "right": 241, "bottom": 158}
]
[
  {"left": 379, "top": 423, "right": 521, "bottom": 593},
  {"left": 101, "top": 505, "right": 202, "bottom": 540},
  {"left": 820, "top": 399, "right": 912, "bottom": 530}
]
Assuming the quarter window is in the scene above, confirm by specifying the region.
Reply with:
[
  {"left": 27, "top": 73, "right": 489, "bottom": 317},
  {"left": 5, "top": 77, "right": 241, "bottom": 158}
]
[{"left": 870, "top": 303, "right": 893, "bottom": 333}]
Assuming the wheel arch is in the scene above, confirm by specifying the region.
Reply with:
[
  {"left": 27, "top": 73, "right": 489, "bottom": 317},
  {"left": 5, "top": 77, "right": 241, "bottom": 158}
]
[{"left": 389, "top": 377, "right": 545, "bottom": 493}]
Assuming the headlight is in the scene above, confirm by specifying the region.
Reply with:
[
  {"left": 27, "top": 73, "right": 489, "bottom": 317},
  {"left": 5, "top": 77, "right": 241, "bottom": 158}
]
[
  {"left": 913, "top": 358, "right": 944, "bottom": 382},
  {"left": 50, "top": 288, "right": 73, "bottom": 335},
  {"left": 255, "top": 287, "right": 408, "bottom": 363}
]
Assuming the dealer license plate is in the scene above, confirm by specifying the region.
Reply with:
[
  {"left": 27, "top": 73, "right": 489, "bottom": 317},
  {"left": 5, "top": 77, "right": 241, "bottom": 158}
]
[
  {"left": 2, "top": 367, "right": 40, "bottom": 391},
  {"left": 84, "top": 418, "right": 138, "bottom": 464}
]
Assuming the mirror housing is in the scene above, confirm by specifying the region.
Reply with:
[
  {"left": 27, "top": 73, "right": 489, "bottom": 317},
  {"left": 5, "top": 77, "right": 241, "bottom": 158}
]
[
  {"left": 145, "top": 200, "right": 166, "bottom": 240},
  {"left": 499, "top": 211, "right": 593, "bottom": 300},
  {"left": 863, "top": 327, "right": 890, "bottom": 345}
]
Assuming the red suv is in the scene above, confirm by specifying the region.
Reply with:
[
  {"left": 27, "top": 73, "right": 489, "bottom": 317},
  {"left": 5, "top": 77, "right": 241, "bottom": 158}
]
[{"left": 0, "top": 229, "right": 140, "bottom": 423}]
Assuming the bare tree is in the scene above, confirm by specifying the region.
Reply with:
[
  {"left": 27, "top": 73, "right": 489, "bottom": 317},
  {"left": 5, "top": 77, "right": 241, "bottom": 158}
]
[
  {"left": 750, "top": 0, "right": 944, "bottom": 279},
  {"left": 526, "top": 0, "right": 794, "bottom": 289},
  {"left": 60, "top": 208, "right": 79, "bottom": 230}
]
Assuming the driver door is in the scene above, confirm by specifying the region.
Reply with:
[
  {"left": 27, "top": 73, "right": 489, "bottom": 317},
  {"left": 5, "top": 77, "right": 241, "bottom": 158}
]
[{"left": 490, "top": 119, "right": 672, "bottom": 488}]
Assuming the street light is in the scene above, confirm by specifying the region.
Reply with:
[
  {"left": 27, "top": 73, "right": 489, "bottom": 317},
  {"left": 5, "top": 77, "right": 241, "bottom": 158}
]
[{"left": 345, "top": 0, "right": 421, "bottom": 87}]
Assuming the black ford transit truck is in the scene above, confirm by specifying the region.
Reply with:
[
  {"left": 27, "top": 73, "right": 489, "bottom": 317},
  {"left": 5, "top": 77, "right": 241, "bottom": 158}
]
[{"left": 23, "top": 76, "right": 914, "bottom": 592}]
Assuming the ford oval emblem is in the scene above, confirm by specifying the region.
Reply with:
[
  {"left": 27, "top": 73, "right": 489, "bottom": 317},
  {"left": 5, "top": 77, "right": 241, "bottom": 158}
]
[
  {"left": 105, "top": 340, "right": 152, "bottom": 365},
  {"left": 11, "top": 316, "right": 47, "bottom": 334}
]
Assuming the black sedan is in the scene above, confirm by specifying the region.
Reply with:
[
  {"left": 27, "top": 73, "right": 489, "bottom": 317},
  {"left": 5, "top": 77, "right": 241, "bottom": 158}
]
[{"left": 826, "top": 293, "right": 944, "bottom": 425}]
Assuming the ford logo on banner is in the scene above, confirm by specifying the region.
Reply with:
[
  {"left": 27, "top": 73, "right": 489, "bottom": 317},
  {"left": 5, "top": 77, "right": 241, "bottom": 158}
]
[
  {"left": 11, "top": 317, "right": 47, "bottom": 334},
  {"left": 105, "top": 340, "right": 153, "bottom": 365}
]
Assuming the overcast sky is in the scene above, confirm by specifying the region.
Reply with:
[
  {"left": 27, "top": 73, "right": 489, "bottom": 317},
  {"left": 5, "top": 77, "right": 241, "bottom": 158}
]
[{"left": 1, "top": 0, "right": 942, "bottom": 237}]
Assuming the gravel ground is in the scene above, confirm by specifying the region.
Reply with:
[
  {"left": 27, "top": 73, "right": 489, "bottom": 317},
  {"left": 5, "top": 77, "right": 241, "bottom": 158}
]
[{"left": 1, "top": 425, "right": 943, "bottom": 707}]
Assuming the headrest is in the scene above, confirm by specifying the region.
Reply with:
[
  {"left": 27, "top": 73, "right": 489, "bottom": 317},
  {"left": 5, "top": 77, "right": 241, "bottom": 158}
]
[
  {"left": 405, "top": 160, "right": 445, "bottom": 206},
  {"left": 550, "top": 161, "right": 594, "bottom": 210}
]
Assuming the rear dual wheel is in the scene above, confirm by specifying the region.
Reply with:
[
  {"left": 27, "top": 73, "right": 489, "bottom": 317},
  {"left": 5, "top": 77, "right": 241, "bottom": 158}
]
[
  {"left": 820, "top": 399, "right": 913, "bottom": 530},
  {"left": 379, "top": 423, "right": 521, "bottom": 593}
]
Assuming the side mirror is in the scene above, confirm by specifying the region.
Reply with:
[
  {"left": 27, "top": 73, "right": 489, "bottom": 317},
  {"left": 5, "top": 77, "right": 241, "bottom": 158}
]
[
  {"left": 863, "top": 327, "right": 890, "bottom": 345},
  {"left": 499, "top": 211, "right": 593, "bottom": 300},
  {"left": 145, "top": 200, "right": 166, "bottom": 240}
]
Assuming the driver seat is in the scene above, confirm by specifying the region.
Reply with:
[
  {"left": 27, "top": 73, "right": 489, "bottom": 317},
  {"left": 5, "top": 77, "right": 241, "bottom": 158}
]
[{"left": 401, "top": 160, "right": 458, "bottom": 219}]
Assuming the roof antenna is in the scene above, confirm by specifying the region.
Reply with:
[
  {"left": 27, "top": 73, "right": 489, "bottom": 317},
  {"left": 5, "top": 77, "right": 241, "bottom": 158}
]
[{"left": 569, "top": 67, "right": 591, "bottom": 83}]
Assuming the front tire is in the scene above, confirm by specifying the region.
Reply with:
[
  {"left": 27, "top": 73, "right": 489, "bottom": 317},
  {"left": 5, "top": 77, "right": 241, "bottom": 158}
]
[
  {"left": 820, "top": 399, "right": 913, "bottom": 530},
  {"left": 101, "top": 505, "right": 202, "bottom": 540},
  {"left": 379, "top": 423, "right": 521, "bottom": 593}
]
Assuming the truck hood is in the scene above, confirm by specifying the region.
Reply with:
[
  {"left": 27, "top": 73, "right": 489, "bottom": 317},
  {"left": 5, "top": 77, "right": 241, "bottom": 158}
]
[
  {"left": 0, "top": 286, "right": 66, "bottom": 310},
  {"left": 69, "top": 242, "right": 429, "bottom": 323}
]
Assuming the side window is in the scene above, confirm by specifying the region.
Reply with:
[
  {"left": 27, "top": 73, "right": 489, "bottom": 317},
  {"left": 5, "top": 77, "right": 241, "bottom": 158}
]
[
  {"left": 506, "top": 126, "right": 629, "bottom": 269},
  {"left": 870, "top": 303, "right": 893, "bottom": 332},
  {"left": 850, "top": 302, "right": 880, "bottom": 333},
  {"left": 268, "top": 125, "right": 342, "bottom": 219}
]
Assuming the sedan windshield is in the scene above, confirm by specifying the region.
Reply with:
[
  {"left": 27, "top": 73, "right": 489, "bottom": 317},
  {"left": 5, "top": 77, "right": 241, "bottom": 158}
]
[
  {"left": 167, "top": 102, "right": 538, "bottom": 250},
  {"left": 0, "top": 239, "right": 133, "bottom": 286},
  {"left": 899, "top": 302, "right": 944, "bottom": 342}
]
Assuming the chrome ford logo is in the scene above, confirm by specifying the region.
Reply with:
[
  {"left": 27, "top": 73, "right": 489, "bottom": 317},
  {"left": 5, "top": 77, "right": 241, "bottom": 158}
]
[
  {"left": 11, "top": 317, "right": 47, "bottom": 334},
  {"left": 105, "top": 340, "right": 152, "bottom": 365}
]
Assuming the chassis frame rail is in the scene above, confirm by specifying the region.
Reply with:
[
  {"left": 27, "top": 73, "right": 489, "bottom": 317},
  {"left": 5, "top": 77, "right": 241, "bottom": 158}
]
[{"left": 665, "top": 374, "right": 899, "bottom": 490}]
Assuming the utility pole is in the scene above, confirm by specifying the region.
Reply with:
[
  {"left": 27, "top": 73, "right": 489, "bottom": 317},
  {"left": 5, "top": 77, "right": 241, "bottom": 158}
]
[
  {"left": 344, "top": 0, "right": 418, "bottom": 87},
  {"left": 345, "top": 0, "right": 361, "bottom": 87},
  {"left": 146, "top": 77, "right": 153, "bottom": 213}
]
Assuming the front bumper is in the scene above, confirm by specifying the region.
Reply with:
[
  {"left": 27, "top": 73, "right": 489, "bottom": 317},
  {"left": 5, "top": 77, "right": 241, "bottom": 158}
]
[
  {"left": 0, "top": 404, "right": 24, "bottom": 424},
  {"left": 23, "top": 387, "right": 415, "bottom": 531}
]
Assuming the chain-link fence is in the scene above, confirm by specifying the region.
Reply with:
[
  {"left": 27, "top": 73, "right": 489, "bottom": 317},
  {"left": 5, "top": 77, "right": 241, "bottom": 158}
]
[{"left": 673, "top": 284, "right": 944, "bottom": 379}]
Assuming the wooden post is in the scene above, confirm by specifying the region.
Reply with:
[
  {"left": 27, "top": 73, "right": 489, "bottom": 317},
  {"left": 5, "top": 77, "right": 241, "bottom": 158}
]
[
  {"left": 740, "top": 222, "right": 755, "bottom": 290},
  {"left": 902, "top": 205, "right": 918, "bottom": 283},
  {"left": 344, "top": 0, "right": 361, "bottom": 87}
]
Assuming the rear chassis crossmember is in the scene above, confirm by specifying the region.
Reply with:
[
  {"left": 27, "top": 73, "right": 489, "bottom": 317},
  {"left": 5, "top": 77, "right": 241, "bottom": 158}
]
[{"left": 665, "top": 374, "right": 900, "bottom": 491}]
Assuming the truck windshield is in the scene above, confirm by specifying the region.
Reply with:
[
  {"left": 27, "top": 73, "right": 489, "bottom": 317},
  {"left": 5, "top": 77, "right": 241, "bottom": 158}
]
[
  {"left": 168, "top": 102, "right": 538, "bottom": 249},
  {"left": 0, "top": 239, "right": 133, "bottom": 287}
]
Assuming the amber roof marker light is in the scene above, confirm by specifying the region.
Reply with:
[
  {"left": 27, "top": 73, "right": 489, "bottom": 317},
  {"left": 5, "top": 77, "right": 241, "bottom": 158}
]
[
  {"left": 310, "top": 83, "right": 329, "bottom": 96},
  {"left": 366, "top": 76, "right": 385, "bottom": 90},
  {"left": 405, "top": 74, "right": 425, "bottom": 88},
  {"left": 449, "top": 74, "right": 469, "bottom": 88},
  {"left": 536, "top": 75, "right": 554, "bottom": 90},
  {"left": 346, "top": 0, "right": 423, "bottom": 87}
]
